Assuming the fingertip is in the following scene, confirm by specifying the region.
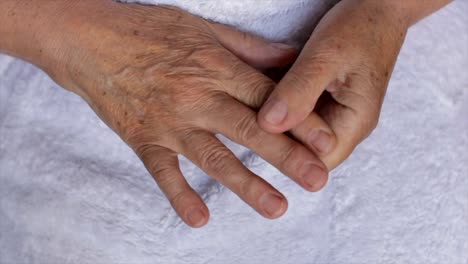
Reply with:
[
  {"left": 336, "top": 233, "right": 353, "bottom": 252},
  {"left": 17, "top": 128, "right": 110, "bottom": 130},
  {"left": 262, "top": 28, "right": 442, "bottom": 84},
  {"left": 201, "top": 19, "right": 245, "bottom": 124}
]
[
  {"left": 185, "top": 206, "right": 210, "bottom": 228},
  {"left": 261, "top": 98, "right": 287, "bottom": 124},
  {"left": 258, "top": 97, "right": 309, "bottom": 134},
  {"left": 259, "top": 192, "right": 288, "bottom": 219},
  {"left": 309, "top": 170, "right": 329, "bottom": 192},
  {"left": 268, "top": 43, "right": 298, "bottom": 63},
  {"left": 308, "top": 129, "right": 337, "bottom": 156},
  {"left": 258, "top": 97, "right": 289, "bottom": 133},
  {"left": 301, "top": 163, "right": 329, "bottom": 192}
]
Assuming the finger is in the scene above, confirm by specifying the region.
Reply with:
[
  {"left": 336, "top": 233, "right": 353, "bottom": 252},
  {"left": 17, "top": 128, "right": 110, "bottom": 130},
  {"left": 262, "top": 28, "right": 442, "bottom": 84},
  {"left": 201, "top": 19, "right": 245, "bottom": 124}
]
[
  {"left": 207, "top": 21, "right": 298, "bottom": 69},
  {"left": 224, "top": 60, "right": 277, "bottom": 109},
  {"left": 135, "top": 144, "right": 209, "bottom": 228},
  {"left": 204, "top": 99, "right": 329, "bottom": 192},
  {"left": 289, "top": 111, "right": 337, "bottom": 158},
  {"left": 218, "top": 60, "right": 337, "bottom": 157},
  {"left": 319, "top": 78, "right": 383, "bottom": 169},
  {"left": 257, "top": 40, "right": 343, "bottom": 133},
  {"left": 176, "top": 130, "right": 288, "bottom": 219}
]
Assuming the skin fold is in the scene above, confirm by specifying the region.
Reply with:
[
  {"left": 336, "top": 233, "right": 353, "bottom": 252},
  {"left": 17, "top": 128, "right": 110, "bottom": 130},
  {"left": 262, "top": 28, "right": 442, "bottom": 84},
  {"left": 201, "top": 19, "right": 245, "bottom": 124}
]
[{"left": 0, "top": 0, "right": 452, "bottom": 227}]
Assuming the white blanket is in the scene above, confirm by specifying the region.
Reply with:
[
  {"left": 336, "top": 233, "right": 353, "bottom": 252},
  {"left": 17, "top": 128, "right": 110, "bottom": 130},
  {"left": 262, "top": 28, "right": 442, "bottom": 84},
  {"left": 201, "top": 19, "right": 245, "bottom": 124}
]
[{"left": 0, "top": 1, "right": 467, "bottom": 263}]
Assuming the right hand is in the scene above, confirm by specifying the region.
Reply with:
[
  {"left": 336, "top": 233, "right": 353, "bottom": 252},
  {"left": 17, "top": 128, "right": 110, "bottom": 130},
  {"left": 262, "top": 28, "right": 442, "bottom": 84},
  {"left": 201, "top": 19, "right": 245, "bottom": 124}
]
[{"left": 41, "top": 1, "right": 329, "bottom": 227}]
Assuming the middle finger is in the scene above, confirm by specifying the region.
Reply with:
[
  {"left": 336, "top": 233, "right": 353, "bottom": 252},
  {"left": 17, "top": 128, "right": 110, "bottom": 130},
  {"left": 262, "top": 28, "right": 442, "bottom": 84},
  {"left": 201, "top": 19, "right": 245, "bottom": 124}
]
[
  {"left": 176, "top": 129, "right": 288, "bottom": 219},
  {"left": 204, "top": 98, "right": 329, "bottom": 192}
]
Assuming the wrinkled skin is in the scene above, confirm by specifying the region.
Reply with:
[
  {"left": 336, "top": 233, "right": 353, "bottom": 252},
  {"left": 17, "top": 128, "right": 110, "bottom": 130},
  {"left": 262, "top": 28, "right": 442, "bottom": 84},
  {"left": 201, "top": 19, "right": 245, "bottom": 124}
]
[
  {"left": 0, "top": 0, "right": 451, "bottom": 228},
  {"left": 258, "top": 0, "right": 407, "bottom": 168},
  {"left": 41, "top": 1, "right": 332, "bottom": 227},
  {"left": 258, "top": 0, "right": 451, "bottom": 169}
]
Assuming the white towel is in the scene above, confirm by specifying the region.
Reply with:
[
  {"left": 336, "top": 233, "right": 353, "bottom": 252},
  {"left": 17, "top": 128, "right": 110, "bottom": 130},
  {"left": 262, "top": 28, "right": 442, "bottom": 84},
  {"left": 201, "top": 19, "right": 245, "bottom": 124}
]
[
  {"left": 0, "top": 1, "right": 466, "bottom": 263},
  {"left": 119, "top": 0, "right": 338, "bottom": 46}
]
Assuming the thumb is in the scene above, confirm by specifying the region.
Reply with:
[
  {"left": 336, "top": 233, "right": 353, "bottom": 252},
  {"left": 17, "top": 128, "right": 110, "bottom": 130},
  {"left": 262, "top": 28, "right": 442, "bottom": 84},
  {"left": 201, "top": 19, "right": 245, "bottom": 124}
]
[
  {"left": 257, "top": 41, "right": 342, "bottom": 133},
  {"left": 207, "top": 22, "right": 297, "bottom": 69}
]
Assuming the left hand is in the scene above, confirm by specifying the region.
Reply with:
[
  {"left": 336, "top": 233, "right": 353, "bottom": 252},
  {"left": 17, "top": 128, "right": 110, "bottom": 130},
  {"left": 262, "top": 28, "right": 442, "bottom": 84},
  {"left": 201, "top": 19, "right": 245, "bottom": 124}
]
[{"left": 258, "top": 0, "right": 410, "bottom": 169}]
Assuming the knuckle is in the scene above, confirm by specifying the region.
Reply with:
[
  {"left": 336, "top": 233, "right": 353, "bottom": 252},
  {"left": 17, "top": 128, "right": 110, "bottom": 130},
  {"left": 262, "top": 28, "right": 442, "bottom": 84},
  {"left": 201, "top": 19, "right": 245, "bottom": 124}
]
[
  {"left": 233, "top": 113, "right": 264, "bottom": 145},
  {"left": 307, "top": 38, "right": 346, "bottom": 62},
  {"left": 369, "top": 114, "right": 380, "bottom": 131},
  {"left": 159, "top": 81, "right": 204, "bottom": 110},
  {"left": 355, "top": 113, "right": 380, "bottom": 142},
  {"left": 366, "top": 114, "right": 380, "bottom": 134},
  {"left": 151, "top": 164, "right": 175, "bottom": 185},
  {"left": 278, "top": 142, "right": 299, "bottom": 173},
  {"left": 243, "top": 73, "right": 274, "bottom": 107},
  {"left": 122, "top": 126, "right": 147, "bottom": 146},
  {"left": 286, "top": 70, "right": 314, "bottom": 95},
  {"left": 198, "top": 90, "right": 231, "bottom": 115},
  {"left": 133, "top": 144, "right": 175, "bottom": 184},
  {"left": 360, "top": 100, "right": 381, "bottom": 134},
  {"left": 133, "top": 142, "right": 155, "bottom": 160},
  {"left": 303, "top": 51, "right": 339, "bottom": 74},
  {"left": 238, "top": 176, "right": 264, "bottom": 201},
  {"left": 119, "top": 112, "right": 164, "bottom": 147},
  {"left": 202, "top": 48, "right": 239, "bottom": 73},
  {"left": 129, "top": 128, "right": 163, "bottom": 152},
  {"left": 199, "top": 144, "right": 232, "bottom": 172}
]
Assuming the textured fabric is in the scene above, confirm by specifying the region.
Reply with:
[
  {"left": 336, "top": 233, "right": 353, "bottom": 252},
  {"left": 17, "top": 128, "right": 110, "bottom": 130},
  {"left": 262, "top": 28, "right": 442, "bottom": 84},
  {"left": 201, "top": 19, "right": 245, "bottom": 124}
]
[
  {"left": 120, "top": 0, "right": 339, "bottom": 46},
  {"left": 0, "top": 1, "right": 467, "bottom": 263}
]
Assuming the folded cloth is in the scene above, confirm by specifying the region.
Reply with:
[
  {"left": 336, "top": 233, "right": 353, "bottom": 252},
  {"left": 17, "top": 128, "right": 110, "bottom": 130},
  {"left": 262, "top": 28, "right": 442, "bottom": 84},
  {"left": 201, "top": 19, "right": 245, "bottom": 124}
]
[{"left": 0, "top": 1, "right": 467, "bottom": 264}]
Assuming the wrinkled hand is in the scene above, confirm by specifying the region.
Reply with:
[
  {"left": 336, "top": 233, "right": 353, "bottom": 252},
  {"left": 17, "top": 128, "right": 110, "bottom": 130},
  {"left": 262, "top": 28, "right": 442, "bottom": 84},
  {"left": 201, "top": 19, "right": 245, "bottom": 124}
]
[
  {"left": 258, "top": 0, "right": 409, "bottom": 169},
  {"left": 45, "top": 1, "right": 331, "bottom": 227}
]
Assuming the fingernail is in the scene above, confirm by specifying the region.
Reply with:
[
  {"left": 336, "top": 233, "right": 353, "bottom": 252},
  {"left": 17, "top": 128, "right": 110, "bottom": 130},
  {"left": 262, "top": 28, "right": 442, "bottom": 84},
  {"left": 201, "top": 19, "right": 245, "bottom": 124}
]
[
  {"left": 262, "top": 98, "right": 288, "bottom": 125},
  {"left": 186, "top": 207, "right": 206, "bottom": 227},
  {"left": 309, "top": 130, "right": 333, "bottom": 154},
  {"left": 270, "top": 43, "right": 294, "bottom": 51},
  {"left": 301, "top": 163, "right": 328, "bottom": 191},
  {"left": 260, "top": 193, "right": 285, "bottom": 218}
]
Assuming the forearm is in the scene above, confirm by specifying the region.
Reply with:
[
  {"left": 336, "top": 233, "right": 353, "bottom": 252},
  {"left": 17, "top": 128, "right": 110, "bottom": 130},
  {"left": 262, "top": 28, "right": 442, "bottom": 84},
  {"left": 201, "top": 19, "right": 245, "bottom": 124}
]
[
  {"left": 383, "top": 0, "right": 454, "bottom": 26},
  {"left": 0, "top": 0, "right": 78, "bottom": 70}
]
